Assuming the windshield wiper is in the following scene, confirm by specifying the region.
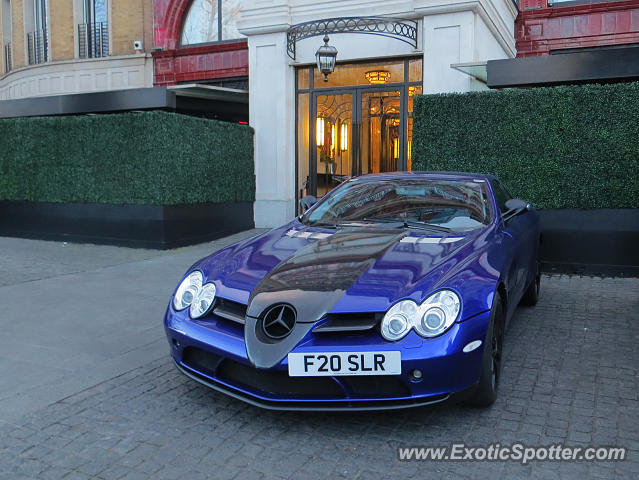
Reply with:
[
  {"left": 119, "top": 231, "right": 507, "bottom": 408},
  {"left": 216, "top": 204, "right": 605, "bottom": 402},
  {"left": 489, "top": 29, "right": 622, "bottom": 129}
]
[
  {"left": 304, "top": 220, "right": 340, "bottom": 228},
  {"left": 362, "top": 217, "right": 452, "bottom": 232},
  {"left": 401, "top": 220, "right": 452, "bottom": 233}
]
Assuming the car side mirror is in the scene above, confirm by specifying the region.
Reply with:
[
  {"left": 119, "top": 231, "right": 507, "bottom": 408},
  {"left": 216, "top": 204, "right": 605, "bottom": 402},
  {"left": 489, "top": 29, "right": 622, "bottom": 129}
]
[
  {"left": 502, "top": 199, "right": 530, "bottom": 222},
  {"left": 299, "top": 195, "right": 317, "bottom": 213}
]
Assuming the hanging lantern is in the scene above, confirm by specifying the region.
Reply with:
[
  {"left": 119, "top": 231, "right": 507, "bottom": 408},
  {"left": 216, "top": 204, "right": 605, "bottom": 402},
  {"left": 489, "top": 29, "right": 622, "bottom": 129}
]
[{"left": 315, "top": 34, "right": 338, "bottom": 82}]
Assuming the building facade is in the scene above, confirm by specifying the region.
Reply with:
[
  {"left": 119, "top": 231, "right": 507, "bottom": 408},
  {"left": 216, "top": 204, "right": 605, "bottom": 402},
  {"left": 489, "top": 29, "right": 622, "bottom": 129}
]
[
  {"left": 152, "top": 0, "right": 248, "bottom": 88},
  {"left": 517, "top": 0, "right": 639, "bottom": 57},
  {"left": 0, "top": 0, "right": 154, "bottom": 100},
  {"left": 237, "top": 0, "right": 519, "bottom": 227},
  {"left": 487, "top": 0, "right": 639, "bottom": 88}
]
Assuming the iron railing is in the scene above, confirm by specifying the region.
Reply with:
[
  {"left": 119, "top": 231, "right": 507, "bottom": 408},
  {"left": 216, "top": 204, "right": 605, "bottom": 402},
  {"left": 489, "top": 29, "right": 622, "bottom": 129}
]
[
  {"left": 78, "top": 22, "right": 109, "bottom": 59},
  {"left": 3, "top": 42, "right": 12, "bottom": 73},
  {"left": 27, "top": 29, "right": 49, "bottom": 65}
]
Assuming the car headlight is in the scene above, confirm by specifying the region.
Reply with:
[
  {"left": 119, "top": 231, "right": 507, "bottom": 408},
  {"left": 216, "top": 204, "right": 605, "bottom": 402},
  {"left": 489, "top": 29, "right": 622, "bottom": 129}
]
[
  {"left": 380, "top": 289, "right": 461, "bottom": 341},
  {"left": 380, "top": 300, "right": 417, "bottom": 341},
  {"left": 189, "top": 283, "right": 216, "bottom": 319},
  {"left": 173, "top": 271, "right": 216, "bottom": 318}
]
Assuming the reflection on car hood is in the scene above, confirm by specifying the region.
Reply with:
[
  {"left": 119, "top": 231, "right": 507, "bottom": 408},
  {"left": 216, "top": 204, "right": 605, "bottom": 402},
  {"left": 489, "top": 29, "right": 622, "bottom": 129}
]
[{"left": 197, "top": 221, "right": 491, "bottom": 313}]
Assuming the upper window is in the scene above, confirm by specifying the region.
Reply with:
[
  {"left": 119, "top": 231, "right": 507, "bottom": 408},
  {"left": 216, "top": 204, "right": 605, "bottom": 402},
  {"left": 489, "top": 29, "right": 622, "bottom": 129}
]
[
  {"left": 181, "top": 0, "right": 244, "bottom": 46},
  {"left": 78, "top": 0, "right": 109, "bottom": 59},
  {"left": 2, "top": 0, "right": 12, "bottom": 73},
  {"left": 26, "top": 0, "right": 49, "bottom": 64},
  {"left": 84, "top": 0, "right": 107, "bottom": 24}
]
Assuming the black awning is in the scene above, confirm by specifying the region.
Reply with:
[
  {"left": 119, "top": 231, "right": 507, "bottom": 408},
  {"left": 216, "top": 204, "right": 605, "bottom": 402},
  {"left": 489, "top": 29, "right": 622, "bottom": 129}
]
[
  {"left": 0, "top": 86, "right": 248, "bottom": 122},
  {"left": 487, "top": 45, "right": 639, "bottom": 88}
]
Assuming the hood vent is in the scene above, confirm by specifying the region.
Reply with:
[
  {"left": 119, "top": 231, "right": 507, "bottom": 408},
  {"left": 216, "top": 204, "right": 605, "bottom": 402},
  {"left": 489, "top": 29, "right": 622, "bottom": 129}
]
[
  {"left": 312, "top": 312, "right": 382, "bottom": 333},
  {"left": 212, "top": 297, "right": 247, "bottom": 325}
]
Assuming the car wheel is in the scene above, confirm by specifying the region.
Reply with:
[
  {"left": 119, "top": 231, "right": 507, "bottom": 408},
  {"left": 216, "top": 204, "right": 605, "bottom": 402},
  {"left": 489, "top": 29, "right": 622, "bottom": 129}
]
[
  {"left": 520, "top": 260, "right": 540, "bottom": 306},
  {"left": 467, "top": 293, "right": 504, "bottom": 407}
]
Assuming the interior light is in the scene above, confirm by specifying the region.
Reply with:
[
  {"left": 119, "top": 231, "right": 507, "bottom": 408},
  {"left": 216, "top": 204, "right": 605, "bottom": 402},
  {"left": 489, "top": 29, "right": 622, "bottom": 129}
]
[
  {"left": 316, "top": 117, "right": 325, "bottom": 146},
  {"left": 331, "top": 123, "right": 336, "bottom": 155},
  {"left": 393, "top": 138, "right": 399, "bottom": 159},
  {"left": 365, "top": 70, "right": 391, "bottom": 85},
  {"left": 340, "top": 123, "right": 348, "bottom": 151}
]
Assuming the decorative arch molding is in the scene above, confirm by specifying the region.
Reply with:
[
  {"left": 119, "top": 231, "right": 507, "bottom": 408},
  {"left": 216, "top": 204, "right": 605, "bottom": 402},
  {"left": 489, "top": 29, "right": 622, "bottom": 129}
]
[
  {"left": 154, "top": 0, "right": 192, "bottom": 51},
  {"left": 152, "top": 0, "right": 248, "bottom": 86}
]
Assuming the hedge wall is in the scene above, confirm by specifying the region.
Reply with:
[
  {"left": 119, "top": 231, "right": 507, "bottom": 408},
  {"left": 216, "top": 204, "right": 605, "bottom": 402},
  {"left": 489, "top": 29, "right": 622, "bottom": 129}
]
[
  {"left": 0, "top": 111, "right": 255, "bottom": 205},
  {"left": 413, "top": 82, "right": 639, "bottom": 209}
]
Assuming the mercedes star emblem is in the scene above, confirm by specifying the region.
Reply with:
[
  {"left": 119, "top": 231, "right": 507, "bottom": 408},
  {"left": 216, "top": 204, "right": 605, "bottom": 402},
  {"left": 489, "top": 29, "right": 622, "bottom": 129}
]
[{"left": 262, "top": 304, "right": 296, "bottom": 339}]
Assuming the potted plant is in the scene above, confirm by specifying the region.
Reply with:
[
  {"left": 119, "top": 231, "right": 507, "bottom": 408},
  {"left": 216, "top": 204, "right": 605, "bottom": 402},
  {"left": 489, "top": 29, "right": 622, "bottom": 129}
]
[{"left": 319, "top": 145, "right": 335, "bottom": 175}]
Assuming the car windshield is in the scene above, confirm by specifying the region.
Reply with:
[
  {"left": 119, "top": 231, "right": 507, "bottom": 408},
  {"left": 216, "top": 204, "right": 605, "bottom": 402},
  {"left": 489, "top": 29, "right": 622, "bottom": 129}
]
[{"left": 301, "top": 178, "right": 492, "bottom": 231}]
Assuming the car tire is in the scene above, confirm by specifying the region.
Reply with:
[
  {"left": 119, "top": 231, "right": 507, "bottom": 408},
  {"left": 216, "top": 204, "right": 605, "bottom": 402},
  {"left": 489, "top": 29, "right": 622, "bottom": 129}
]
[
  {"left": 467, "top": 293, "right": 504, "bottom": 407},
  {"left": 520, "top": 260, "right": 540, "bottom": 307}
]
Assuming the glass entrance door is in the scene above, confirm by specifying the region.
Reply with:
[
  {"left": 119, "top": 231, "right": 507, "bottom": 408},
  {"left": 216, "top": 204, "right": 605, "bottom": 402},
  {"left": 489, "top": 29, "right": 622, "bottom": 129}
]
[
  {"left": 360, "top": 90, "right": 402, "bottom": 176},
  {"left": 311, "top": 89, "right": 403, "bottom": 198},
  {"left": 314, "top": 92, "right": 353, "bottom": 198},
  {"left": 296, "top": 58, "right": 423, "bottom": 203}
]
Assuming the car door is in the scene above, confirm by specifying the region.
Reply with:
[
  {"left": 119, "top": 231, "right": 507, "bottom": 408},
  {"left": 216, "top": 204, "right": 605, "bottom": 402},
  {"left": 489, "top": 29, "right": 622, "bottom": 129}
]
[{"left": 491, "top": 180, "right": 531, "bottom": 308}]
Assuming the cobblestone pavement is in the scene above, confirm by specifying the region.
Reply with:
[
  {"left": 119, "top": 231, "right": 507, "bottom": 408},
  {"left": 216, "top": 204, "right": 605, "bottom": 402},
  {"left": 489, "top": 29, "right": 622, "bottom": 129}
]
[
  {"left": 1, "top": 275, "right": 638, "bottom": 479},
  {"left": 0, "top": 231, "right": 267, "bottom": 424}
]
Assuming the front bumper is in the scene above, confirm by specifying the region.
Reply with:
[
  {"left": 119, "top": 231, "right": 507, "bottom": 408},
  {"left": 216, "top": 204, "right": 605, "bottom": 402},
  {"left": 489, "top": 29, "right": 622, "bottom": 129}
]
[{"left": 164, "top": 306, "right": 491, "bottom": 411}]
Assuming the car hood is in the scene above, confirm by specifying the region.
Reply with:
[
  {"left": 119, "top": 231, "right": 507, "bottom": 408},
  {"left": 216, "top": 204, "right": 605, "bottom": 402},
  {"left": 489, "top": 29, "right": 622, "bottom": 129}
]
[
  {"left": 194, "top": 221, "right": 498, "bottom": 368},
  {"left": 198, "top": 220, "right": 497, "bottom": 311}
]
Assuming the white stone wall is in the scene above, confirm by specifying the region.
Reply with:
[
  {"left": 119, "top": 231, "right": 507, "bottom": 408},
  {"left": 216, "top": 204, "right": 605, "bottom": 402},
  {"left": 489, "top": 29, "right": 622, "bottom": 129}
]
[
  {"left": 240, "top": 0, "right": 518, "bottom": 227},
  {"left": 0, "top": 54, "right": 154, "bottom": 100}
]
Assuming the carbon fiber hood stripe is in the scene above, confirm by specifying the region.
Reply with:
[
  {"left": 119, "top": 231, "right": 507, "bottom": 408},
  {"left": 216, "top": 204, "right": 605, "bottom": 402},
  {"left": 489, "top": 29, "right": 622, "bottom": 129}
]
[{"left": 244, "top": 229, "right": 407, "bottom": 369}]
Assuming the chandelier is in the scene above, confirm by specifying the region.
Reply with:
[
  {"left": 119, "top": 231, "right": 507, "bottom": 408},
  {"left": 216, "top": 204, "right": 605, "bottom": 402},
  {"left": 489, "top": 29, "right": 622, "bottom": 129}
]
[{"left": 365, "top": 70, "right": 391, "bottom": 84}]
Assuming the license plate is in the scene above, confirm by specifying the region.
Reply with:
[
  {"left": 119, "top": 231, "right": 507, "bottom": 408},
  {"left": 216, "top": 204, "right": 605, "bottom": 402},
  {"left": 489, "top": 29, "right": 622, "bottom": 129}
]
[{"left": 288, "top": 351, "right": 401, "bottom": 376}]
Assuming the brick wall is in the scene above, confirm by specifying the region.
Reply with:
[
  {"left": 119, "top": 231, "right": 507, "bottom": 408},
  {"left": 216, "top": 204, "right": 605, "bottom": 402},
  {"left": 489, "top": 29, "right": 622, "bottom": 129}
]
[
  {"left": 516, "top": 0, "right": 639, "bottom": 57},
  {"left": 111, "top": 0, "right": 145, "bottom": 56},
  {"left": 49, "top": 0, "right": 74, "bottom": 61},
  {"left": 11, "top": 0, "right": 24, "bottom": 68}
]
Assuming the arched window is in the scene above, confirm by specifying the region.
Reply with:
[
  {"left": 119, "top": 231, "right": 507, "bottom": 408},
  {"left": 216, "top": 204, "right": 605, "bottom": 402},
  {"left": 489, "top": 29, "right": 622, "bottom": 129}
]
[{"left": 181, "top": 0, "right": 244, "bottom": 45}]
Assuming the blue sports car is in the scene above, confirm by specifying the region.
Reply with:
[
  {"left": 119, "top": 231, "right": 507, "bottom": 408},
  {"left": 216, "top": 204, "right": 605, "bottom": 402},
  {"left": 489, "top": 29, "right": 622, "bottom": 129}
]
[{"left": 164, "top": 172, "right": 541, "bottom": 410}]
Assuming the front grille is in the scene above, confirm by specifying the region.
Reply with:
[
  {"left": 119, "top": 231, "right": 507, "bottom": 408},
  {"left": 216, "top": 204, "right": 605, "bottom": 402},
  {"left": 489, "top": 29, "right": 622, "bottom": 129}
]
[
  {"left": 312, "top": 312, "right": 381, "bottom": 333},
  {"left": 216, "top": 359, "right": 344, "bottom": 398}
]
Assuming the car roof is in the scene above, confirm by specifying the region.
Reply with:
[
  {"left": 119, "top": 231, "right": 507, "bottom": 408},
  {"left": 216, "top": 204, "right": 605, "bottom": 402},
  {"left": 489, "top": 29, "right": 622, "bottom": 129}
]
[{"left": 351, "top": 171, "right": 497, "bottom": 182}]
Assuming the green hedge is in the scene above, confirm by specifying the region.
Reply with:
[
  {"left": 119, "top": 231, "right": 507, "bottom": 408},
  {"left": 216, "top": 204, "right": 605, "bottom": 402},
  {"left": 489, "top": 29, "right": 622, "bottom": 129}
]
[
  {"left": 413, "top": 82, "right": 639, "bottom": 209},
  {"left": 0, "top": 111, "right": 255, "bottom": 205}
]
